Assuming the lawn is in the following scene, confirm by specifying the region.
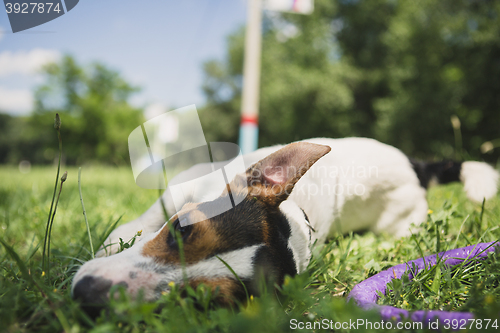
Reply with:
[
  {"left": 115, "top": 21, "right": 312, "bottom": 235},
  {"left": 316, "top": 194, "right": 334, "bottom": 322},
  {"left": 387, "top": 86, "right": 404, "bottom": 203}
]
[{"left": 1, "top": 165, "right": 500, "bottom": 332}]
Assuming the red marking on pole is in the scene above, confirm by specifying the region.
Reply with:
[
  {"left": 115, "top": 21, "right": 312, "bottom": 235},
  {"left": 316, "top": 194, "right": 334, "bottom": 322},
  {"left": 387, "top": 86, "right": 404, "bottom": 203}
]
[{"left": 241, "top": 115, "right": 259, "bottom": 125}]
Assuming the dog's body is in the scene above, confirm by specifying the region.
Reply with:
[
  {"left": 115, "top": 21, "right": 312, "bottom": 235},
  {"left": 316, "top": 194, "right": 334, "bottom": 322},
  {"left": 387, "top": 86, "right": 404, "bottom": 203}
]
[{"left": 72, "top": 138, "right": 498, "bottom": 312}]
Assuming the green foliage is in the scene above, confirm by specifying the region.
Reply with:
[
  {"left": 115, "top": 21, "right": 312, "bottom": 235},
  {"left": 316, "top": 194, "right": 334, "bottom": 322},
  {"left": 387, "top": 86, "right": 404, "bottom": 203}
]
[
  {"left": 3, "top": 0, "right": 499, "bottom": 165},
  {"left": 378, "top": 197, "right": 500, "bottom": 318},
  {"left": 0, "top": 55, "right": 144, "bottom": 165},
  {"left": 116, "top": 230, "right": 142, "bottom": 254},
  {"left": 1, "top": 165, "right": 500, "bottom": 332},
  {"left": 379, "top": 247, "right": 500, "bottom": 314},
  {"left": 200, "top": 0, "right": 500, "bottom": 163}
]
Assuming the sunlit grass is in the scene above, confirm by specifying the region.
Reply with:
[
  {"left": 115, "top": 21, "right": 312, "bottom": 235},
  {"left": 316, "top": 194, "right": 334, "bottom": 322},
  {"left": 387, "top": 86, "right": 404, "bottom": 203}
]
[{"left": 1, "top": 166, "right": 499, "bottom": 332}]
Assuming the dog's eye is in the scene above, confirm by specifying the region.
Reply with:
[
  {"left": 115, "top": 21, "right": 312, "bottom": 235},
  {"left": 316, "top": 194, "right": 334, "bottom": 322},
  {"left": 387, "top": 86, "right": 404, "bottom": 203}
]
[
  {"left": 167, "top": 219, "right": 192, "bottom": 248},
  {"left": 174, "top": 219, "right": 188, "bottom": 234}
]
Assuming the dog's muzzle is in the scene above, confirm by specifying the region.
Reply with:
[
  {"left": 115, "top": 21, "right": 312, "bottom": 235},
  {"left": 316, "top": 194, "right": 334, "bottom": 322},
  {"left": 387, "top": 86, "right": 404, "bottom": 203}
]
[{"left": 72, "top": 275, "right": 120, "bottom": 318}]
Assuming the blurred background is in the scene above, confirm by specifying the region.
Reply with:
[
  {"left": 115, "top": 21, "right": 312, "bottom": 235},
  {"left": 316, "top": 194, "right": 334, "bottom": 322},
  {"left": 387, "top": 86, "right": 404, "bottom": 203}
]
[{"left": 1, "top": 0, "right": 500, "bottom": 168}]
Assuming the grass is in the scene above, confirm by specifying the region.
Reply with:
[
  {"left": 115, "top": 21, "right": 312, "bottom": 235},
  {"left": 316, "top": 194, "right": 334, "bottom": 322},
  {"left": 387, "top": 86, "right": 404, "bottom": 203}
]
[{"left": 1, "top": 165, "right": 500, "bottom": 332}]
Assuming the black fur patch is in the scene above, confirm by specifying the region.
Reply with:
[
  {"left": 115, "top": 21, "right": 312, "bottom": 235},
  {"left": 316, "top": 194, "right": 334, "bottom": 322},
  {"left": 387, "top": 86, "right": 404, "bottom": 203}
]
[
  {"left": 197, "top": 194, "right": 296, "bottom": 296},
  {"left": 197, "top": 196, "right": 266, "bottom": 251},
  {"left": 410, "top": 160, "right": 462, "bottom": 189}
]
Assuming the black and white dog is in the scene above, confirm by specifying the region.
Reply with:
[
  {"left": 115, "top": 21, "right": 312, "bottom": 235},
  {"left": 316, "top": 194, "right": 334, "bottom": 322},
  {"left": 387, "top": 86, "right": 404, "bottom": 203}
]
[{"left": 72, "top": 138, "right": 498, "bottom": 310}]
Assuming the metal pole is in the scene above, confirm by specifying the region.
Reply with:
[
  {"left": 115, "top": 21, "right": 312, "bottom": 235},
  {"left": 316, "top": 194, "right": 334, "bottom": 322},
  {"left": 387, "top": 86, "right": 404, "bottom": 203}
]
[{"left": 238, "top": 0, "right": 262, "bottom": 155}]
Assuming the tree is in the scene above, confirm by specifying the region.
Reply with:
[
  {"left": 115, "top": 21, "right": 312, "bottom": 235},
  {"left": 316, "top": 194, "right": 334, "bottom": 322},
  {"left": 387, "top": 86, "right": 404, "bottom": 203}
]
[
  {"left": 29, "top": 55, "right": 144, "bottom": 165},
  {"left": 199, "top": 0, "right": 500, "bottom": 163},
  {"left": 200, "top": 5, "right": 358, "bottom": 147}
]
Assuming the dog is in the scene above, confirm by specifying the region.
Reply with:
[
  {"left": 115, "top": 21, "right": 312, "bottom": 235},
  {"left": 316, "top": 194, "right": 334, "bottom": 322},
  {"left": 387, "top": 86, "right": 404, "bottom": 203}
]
[{"left": 71, "top": 137, "right": 498, "bottom": 314}]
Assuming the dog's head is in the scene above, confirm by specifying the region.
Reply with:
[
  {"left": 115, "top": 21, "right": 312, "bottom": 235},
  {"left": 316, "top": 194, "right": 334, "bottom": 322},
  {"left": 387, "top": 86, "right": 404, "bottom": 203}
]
[{"left": 72, "top": 142, "right": 330, "bottom": 314}]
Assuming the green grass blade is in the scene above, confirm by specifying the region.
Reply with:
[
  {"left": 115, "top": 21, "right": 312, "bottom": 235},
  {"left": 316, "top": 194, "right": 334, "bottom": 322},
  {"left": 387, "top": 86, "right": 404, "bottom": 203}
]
[
  {"left": 78, "top": 167, "right": 94, "bottom": 259},
  {"left": 216, "top": 255, "right": 250, "bottom": 302}
]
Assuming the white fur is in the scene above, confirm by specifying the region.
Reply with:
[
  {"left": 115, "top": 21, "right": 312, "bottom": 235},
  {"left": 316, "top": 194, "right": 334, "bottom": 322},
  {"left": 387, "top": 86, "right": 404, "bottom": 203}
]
[
  {"left": 98, "top": 137, "right": 430, "bottom": 256},
  {"left": 280, "top": 201, "right": 312, "bottom": 273},
  {"left": 81, "top": 137, "right": 498, "bottom": 299},
  {"left": 185, "top": 244, "right": 262, "bottom": 280},
  {"left": 286, "top": 138, "right": 427, "bottom": 242},
  {"left": 73, "top": 231, "right": 161, "bottom": 300},
  {"left": 460, "top": 161, "right": 499, "bottom": 203}
]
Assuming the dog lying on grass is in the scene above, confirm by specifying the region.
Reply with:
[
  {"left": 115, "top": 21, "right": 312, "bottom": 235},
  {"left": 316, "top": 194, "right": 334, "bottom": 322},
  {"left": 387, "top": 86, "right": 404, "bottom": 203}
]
[{"left": 72, "top": 138, "right": 498, "bottom": 315}]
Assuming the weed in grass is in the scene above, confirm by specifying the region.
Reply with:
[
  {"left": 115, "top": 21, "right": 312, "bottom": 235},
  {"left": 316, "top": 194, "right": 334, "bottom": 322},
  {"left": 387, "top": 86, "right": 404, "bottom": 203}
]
[
  {"left": 160, "top": 186, "right": 189, "bottom": 286},
  {"left": 42, "top": 113, "right": 63, "bottom": 275},
  {"left": 46, "top": 171, "right": 68, "bottom": 281},
  {"left": 116, "top": 230, "right": 142, "bottom": 253},
  {"left": 78, "top": 167, "right": 94, "bottom": 259}
]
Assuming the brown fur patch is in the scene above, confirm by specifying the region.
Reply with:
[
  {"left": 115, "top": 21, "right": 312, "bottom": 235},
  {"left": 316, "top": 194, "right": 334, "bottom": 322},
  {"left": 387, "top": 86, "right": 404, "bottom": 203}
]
[
  {"left": 222, "top": 175, "right": 248, "bottom": 201},
  {"left": 260, "top": 215, "right": 270, "bottom": 246},
  {"left": 141, "top": 207, "right": 225, "bottom": 265},
  {"left": 189, "top": 277, "right": 240, "bottom": 305}
]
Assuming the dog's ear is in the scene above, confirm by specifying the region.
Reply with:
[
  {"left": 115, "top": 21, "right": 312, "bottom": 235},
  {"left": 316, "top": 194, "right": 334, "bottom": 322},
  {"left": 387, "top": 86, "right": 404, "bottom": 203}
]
[{"left": 246, "top": 142, "right": 331, "bottom": 205}]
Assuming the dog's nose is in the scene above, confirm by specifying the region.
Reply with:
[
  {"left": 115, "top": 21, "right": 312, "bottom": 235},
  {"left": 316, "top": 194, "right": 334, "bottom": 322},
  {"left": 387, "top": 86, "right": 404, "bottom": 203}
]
[
  {"left": 73, "top": 275, "right": 112, "bottom": 303},
  {"left": 72, "top": 275, "right": 113, "bottom": 318}
]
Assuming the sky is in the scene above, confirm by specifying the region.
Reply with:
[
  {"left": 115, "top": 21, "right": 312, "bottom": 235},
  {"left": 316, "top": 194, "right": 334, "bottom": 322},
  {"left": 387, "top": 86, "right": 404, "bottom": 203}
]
[{"left": 0, "top": 0, "right": 248, "bottom": 117}]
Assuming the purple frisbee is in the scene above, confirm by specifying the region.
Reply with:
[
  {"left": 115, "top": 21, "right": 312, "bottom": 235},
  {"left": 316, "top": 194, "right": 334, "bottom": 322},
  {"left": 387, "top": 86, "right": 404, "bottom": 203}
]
[{"left": 347, "top": 242, "right": 498, "bottom": 325}]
